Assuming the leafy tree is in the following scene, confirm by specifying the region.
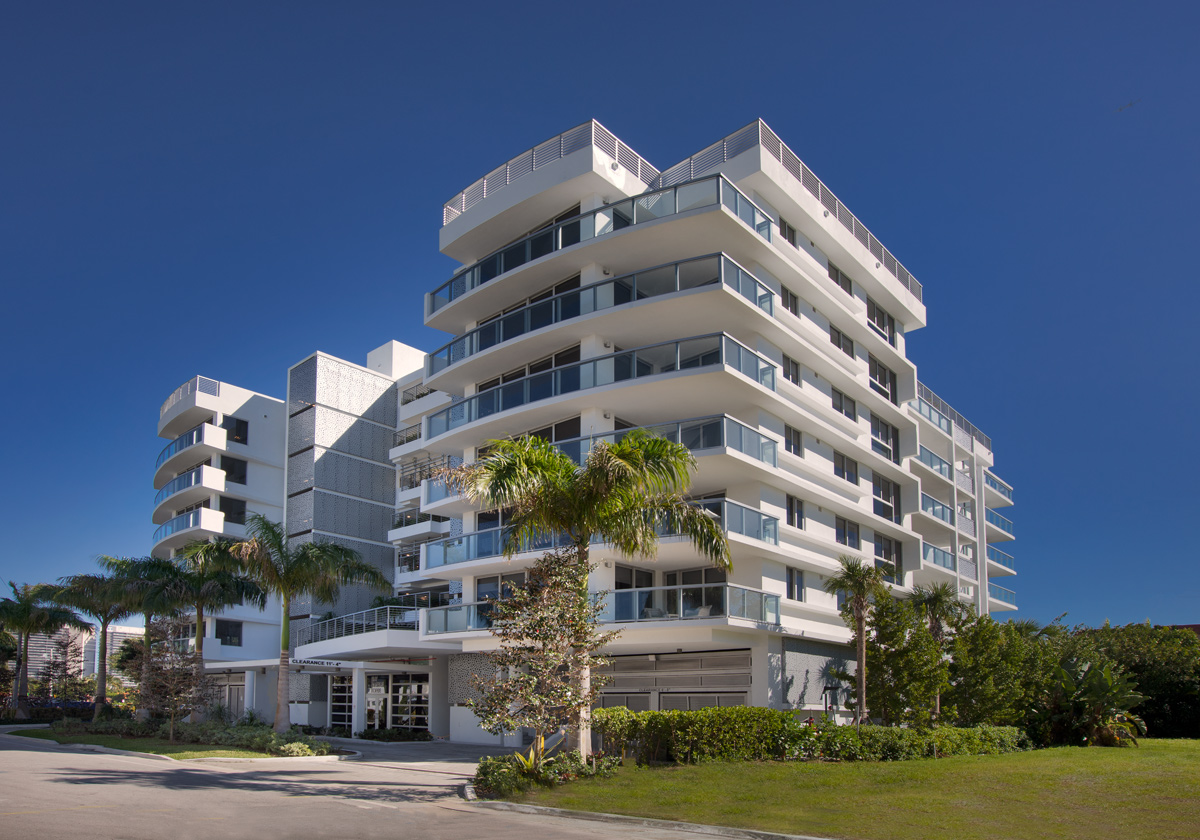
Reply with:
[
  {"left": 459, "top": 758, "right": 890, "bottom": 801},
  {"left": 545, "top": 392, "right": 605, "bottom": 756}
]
[
  {"left": 1076, "top": 622, "right": 1200, "bottom": 738},
  {"left": 0, "top": 582, "right": 89, "bottom": 718},
  {"left": 37, "top": 632, "right": 91, "bottom": 703},
  {"left": 910, "top": 582, "right": 970, "bottom": 719},
  {"left": 54, "top": 570, "right": 137, "bottom": 720},
  {"left": 471, "top": 547, "right": 619, "bottom": 771},
  {"left": 445, "top": 430, "right": 729, "bottom": 757},
  {"left": 945, "top": 613, "right": 1027, "bottom": 726},
  {"left": 852, "top": 593, "right": 946, "bottom": 727},
  {"left": 142, "top": 618, "right": 216, "bottom": 741},
  {"left": 1036, "top": 658, "right": 1146, "bottom": 747},
  {"left": 823, "top": 555, "right": 892, "bottom": 727},
  {"left": 227, "top": 515, "right": 390, "bottom": 733}
]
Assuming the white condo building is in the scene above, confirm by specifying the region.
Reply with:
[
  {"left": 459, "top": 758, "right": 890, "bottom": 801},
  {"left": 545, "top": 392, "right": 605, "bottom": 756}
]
[
  {"left": 152, "top": 377, "right": 287, "bottom": 714},
  {"left": 155, "top": 120, "right": 1017, "bottom": 738}
]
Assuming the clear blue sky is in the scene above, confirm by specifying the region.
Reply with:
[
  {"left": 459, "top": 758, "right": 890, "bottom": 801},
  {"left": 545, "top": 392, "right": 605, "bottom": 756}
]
[{"left": 2, "top": 1, "right": 1196, "bottom": 627}]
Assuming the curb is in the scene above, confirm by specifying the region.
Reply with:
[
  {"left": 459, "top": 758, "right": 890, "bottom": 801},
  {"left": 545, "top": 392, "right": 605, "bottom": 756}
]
[
  {"left": 472, "top": 801, "right": 832, "bottom": 840},
  {"left": 1, "top": 732, "right": 359, "bottom": 763},
  {"left": 460, "top": 783, "right": 477, "bottom": 801}
]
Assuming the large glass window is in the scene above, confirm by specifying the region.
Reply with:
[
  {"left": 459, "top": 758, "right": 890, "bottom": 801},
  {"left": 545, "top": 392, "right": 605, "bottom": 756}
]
[
  {"left": 218, "top": 496, "right": 246, "bottom": 526},
  {"left": 836, "top": 517, "right": 860, "bottom": 549},
  {"left": 779, "top": 218, "right": 799, "bottom": 248},
  {"left": 786, "top": 568, "right": 804, "bottom": 601},
  {"left": 781, "top": 286, "right": 800, "bottom": 317},
  {"left": 867, "top": 298, "right": 897, "bottom": 346},
  {"left": 875, "top": 535, "right": 901, "bottom": 583},
  {"left": 220, "top": 416, "right": 248, "bottom": 444},
  {"left": 832, "top": 388, "right": 856, "bottom": 421},
  {"left": 784, "top": 425, "right": 802, "bottom": 456},
  {"left": 869, "top": 356, "right": 898, "bottom": 404},
  {"left": 215, "top": 619, "right": 242, "bottom": 647},
  {"left": 220, "top": 456, "right": 247, "bottom": 485},
  {"left": 614, "top": 565, "right": 653, "bottom": 589},
  {"left": 873, "top": 475, "right": 900, "bottom": 523},
  {"left": 830, "top": 325, "right": 854, "bottom": 358},
  {"left": 870, "top": 414, "right": 900, "bottom": 463},
  {"left": 834, "top": 452, "right": 858, "bottom": 484}
]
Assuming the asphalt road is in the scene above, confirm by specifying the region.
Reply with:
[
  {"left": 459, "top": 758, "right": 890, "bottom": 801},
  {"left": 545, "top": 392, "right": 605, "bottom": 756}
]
[{"left": 0, "top": 730, "right": 716, "bottom": 840}]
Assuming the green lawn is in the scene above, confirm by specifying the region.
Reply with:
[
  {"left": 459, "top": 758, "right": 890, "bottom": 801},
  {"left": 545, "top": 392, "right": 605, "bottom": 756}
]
[
  {"left": 522, "top": 740, "right": 1200, "bottom": 840},
  {"left": 10, "top": 729, "right": 272, "bottom": 760}
]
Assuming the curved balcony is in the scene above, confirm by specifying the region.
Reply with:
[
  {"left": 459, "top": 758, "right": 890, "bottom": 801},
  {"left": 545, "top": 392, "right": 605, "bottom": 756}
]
[
  {"left": 423, "top": 498, "right": 778, "bottom": 574},
  {"left": 425, "top": 334, "right": 775, "bottom": 442},
  {"left": 427, "top": 254, "right": 772, "bottom": 381},
  {"left": 158, "top": 376, "right": 222, "bottom": 437},
  {"left": 152, "top": 465, "right": 225, "bottom": 524},
  {"left": 153, "top": 423, "right": 226, "bottom": 488},
  {"left": 430, "top": 175, "right": 772, "bottom": 317},
  {"left": 151, "top": 507, "right": 229, "bottom": 558}
]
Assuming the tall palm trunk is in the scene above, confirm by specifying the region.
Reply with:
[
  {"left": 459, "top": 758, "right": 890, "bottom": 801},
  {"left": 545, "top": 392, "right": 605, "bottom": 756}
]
[
  {"left": 93, "top": 619, "right": 110, "bottom": 722},
  {"left": 138, "top": 614, "right": 153, "bottom": 721},
  {"left": 16, "top": 632, "right": 30, "bottom": 719},
  {"left": 274, "top": 596, "right": 291, "bottom": 734},
  {"left": 191, "top": 605, "right": 206, "bottom": 722},
  {"left": 855, "top": 610, "right": 867, "bottom": 728},
  {"left": 568, "top": 543, "right": 592, "bottom": 759}
]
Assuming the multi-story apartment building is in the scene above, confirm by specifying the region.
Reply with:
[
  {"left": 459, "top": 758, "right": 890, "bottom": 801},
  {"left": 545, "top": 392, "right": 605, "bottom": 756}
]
[
  {"left": 82, "top": 623, "right": 143, "bottom": 681},
  {"left": 272, "top": 119, "right": 1017, "bottom": 742},
  {"left": 151, "top": 377, "right": 287, "bottom": 705}
]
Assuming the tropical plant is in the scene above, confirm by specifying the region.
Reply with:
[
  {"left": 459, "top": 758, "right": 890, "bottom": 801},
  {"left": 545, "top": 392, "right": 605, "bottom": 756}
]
[
  {"left": 226, "top": 514, "right": 390, "bottom": 732},
  {"left": 140, "top": 617, "right": 216, "bottom": 741},
  {"left": 943, "top": 614, "right": 1026, "bottom": 727},
  {"left": 54, "top": 570, "right": 138, "bottom": 720},
  {"left": 177, "top": 540, "right": 268, "bottom": 679},
  {"left": 822, "top": 555, "right": 893, "bottom": 728},
  {"left": 0, "top": 582, "right": 89, "bottom": 717},
  {"left": 1037, "top": 657, "right": 1147, "bottom": 747},
  {"left": 909, "top": 582, "right": 971, "bottom": 719},
  {"left": 470, "top": 547, "right": 618, "bottom": 771},
  {"left": 444, "top": 429, "right": 730, "bottom": 757},
  {"left": 854, "top": 592, "right": 946, "bottom": 727}
]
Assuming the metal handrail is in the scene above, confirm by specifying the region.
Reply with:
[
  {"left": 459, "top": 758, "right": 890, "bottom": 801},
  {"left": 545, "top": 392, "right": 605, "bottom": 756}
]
[
  {"left": 988, "top": 583, "right": 1017, "bottom": 605},
  {"left": 920, "top": 493, "right": 955, "bottom": 525},
  {"left": 442, "top": 121, "right": 660, "bottom": 225},
  {"left": 295, "top": 606, "right": 418, "bottom": 647},
  {"left": 160, "top": 376, "right": 220, "bottom": 418},
  {"left": 918, "top": 382, "right": 992, "bottom": 451},
  {"left": 430, "top": 175, "right": 773, "bottom": 313},
  {"left": 427, "top": 254, "right": 772, "bottom": 375},
  {"left": 986, "top": 508, "right": 1015, "bottom": 535},
  {"left": 651, "top": 119, "right": 923, "bottom": 302},
  {"left": 986, "top": 546, "right": 1015, "bottom": 570},
  {"left": 984, "top": 472, "right": 1014, "bottom": 501},
  {"left": 550, "top": 415, "right": 778, "bottom": 469},
  {"left": 401, "top": 383, "right": 436, "bottom": 406},
  {"left": 393, "top": 424, "right": 422, "bottom": 447}
]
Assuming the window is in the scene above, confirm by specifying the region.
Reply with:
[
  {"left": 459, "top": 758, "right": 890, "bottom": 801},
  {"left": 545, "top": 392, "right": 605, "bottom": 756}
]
[
  {"left": 786, "top": 495, "right": 804, "bottom": 529},
  {"left": 215, "top": 619, "right": 243, "bottom": 647},
  {"left": 614, "top": 565, "right": 653, "bottom": 589},
  {"left": 834, "top": 452, "right": 858, "bottom": 484},
  {"left": 836, "top": 516, "right": 860, "bottom": 549},
  {"left": 220, "top": 416, "right": 248, "bottom": 444},
  {"left": 782, "top": 354, "right": 801, "bottom": 386},
  {"left": 176, "top": 500, "right": 208, "bottom": 515},
  {"left": 664, "top": 567, "right": 726, "bottom": 586},
  {"left": 875, "top": 535, "right": 901, "bottom": 583},
  {"left": 220, "top": 456, "right": 247, "bottom": 485},
  {"left": 528, "top": 416, "right": 581, "bottom": 444},
  {"left": 828, "top": 263, "right": 853, "bottom": 296},
  {"left": 873, "top": 475, "right": 900, "bottom": 523},
  {"left": 477, "top": 344, "right": 580, "bottom": 392},
  {"left": 476, "top": 573, "right": 525, "bottom": 601},
  {"left": 783, "top": 425, "right": 802, "bottom": 456},
  {"left": 779, "top": 218, "right": 798, "bottom": 248},
  {"left": 781, "top": 286, "right": 800, "bottom": 317},
  {"left": 829, "top": 325, "right": 854, "bottom": 357},
  {"left": 867, "top": 298, "right": 897, "bottom": 346},
  {"left": 869, "top": 356, "right": 898, "bottom": 404},
  {"left": 218, "top": 496, "right": 246, "bottom": 526},
  {"left": 786, "top": 568, "right": 804, "bottom": 601},
  {"left": 831, "top": 388, "right": 856, "bottom": 421},
  {"left": 870, "top": 414, "right": 900, "bottom": 463}
]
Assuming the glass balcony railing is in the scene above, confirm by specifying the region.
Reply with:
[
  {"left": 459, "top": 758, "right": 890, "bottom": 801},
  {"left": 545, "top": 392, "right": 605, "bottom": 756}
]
[
  {"left": 984, "top": 472, "right": 1014, "bottom": 502},
  {"left": 152, "top": 509, "right": 203, "bottom": 544},
  {"left": 920, "top": 493, "right": 955, "bottom": 525},
  {"left": 393, "top": 509, "right": 449, "bottom": 529},
  {"left": 596, "top": 583, "right": 780, "bottom": 625},
  {"left": 426, "top": 584, "right": 782, "bottom": 635},
  {"left": 911, "top": 398, "right": 952, "bottom": 436},
  {"left": 986, "top": 546, "right": 1015, "bottom": 570},
  {"left": 425, "top": 478, "right": 456, "bottom": 504},
  {"left": 428, "top": 255, "right": 773, "bottom": 375},
  {"left": 154, "top": 468, "right": 203, "bottom": 506},
  {"left": 985, "top": 508, "right": 1015, "bottom": 535},
  {"left": 554, "top": 415, "right": 777, "bottom": 468},
  {"left": 922, "top": 543, "right": 957, "bottom": 572},
  {"left": 916, "top": 446, "right": 952, "bottom": 479},
  {"left": 988, "top": 583, "right": 1017, "bottom": 605},
  {"left": 294, "top": 606, "right": 418, "bottom": 647},
  {"left": 155, "top": 423, "right": 207, "bottom": 469},
  {"left": 426, "top": 334, "right": 775, "bottom": 439},
  {"left": 425, "top": 497, "right": 778, "bottom": 571},
  {"left": 430, "top": 175, "right": 773, "bottom": 312}
]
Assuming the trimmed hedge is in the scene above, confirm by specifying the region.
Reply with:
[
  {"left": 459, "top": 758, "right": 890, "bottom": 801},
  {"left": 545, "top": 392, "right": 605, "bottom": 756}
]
[
  {"left": 48, "top": 717, "right": 334, "bottom": 756},
  {"left": 592, "top": 706, "right": 1030, "bottom": 764}
]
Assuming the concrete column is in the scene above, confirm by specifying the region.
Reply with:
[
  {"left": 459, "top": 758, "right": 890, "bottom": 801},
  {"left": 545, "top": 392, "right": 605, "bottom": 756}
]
[
  {"left": 350, "top": 667, "right": 367, "bottom": 737},
  {"left": 243, "top": 669, "right": 257, "bottom": 719}
]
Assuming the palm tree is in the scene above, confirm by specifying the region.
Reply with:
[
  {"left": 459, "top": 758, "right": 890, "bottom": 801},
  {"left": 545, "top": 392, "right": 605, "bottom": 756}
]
[
  {"left": 0, "top": 582, "right": 89, "bottom": 718},
  {"left": 823, "top": 555, "right": 892, "bottom": 728},
  {"left": 177, "top": 540, "right": 267, "bottom": 684},
  {"left": 910, "top": 582, "right": 971, "bottom": 719},
  {"left": 446, "top": 429, "right": 730, "bottom": 757},
  {"left": 226, "top": 514, "right": 390, "bottom": 733},
  {"left": 54, "top": 571, "right": 138, "bottom": 720}
]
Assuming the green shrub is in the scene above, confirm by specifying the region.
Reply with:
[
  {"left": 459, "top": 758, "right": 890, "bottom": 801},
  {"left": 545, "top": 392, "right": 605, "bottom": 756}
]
[
  {"left": 354, "top": 727, "right": 434, "bottom": 742},
  {"left": 473, "top": 749, "right": 620, "bottom": 799},
  {"left": 592, "top": 707, "right": 1029, "bottom": 765},
  {"left": 47, "top": 717, "right": 332, "bottom": 756}
]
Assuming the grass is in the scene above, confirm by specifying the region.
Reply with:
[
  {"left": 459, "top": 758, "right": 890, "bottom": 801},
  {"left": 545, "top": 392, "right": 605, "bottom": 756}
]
[
  {"left": 521, "top": 739, "right": 1200, "bottom": 840},
  {"left": 10, "top": 728, "right": 273, "bottom": 760}
]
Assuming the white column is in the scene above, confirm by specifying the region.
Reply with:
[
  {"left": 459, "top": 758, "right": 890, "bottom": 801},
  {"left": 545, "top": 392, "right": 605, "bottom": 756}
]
[
  {"left": 350, "top": 667, "right": 367, "bottom": 737},
  {"left": 244, "top": 669, "right": 257, "bottom": 717}
]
